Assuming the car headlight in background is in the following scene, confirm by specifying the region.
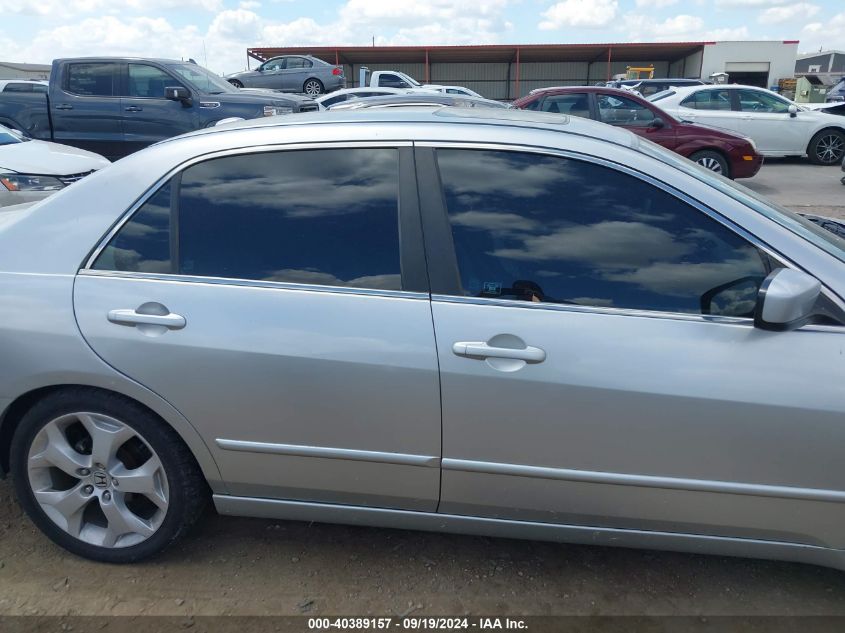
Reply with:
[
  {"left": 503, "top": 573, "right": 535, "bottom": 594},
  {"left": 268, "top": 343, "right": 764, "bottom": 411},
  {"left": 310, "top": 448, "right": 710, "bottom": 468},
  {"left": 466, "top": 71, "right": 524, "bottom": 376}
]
[
  {"left": 0, "top": 174, "right": 64, "bottom": 192},
  {"left": 263, "top": 106, "right": 294, "bottom": 117}
]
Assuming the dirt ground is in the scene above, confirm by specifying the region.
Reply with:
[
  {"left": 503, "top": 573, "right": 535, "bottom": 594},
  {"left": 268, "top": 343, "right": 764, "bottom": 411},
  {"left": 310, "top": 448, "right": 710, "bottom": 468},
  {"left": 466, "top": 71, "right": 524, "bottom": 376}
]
[{"left": 2, "top": 160, "right": 845, "bottom": 621}]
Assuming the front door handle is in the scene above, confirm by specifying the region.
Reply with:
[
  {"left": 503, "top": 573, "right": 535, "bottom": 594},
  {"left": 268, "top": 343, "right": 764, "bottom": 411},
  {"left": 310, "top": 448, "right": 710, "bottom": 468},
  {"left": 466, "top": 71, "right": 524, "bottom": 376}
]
[
  {"left": 452, "top": 341, "right": 546, "bottom": 363},
  {"left": 107, "top": 309, "right": 186, "bottom": 330},
  {"left": 54, "top": 104, "right": 73, "bottom": 110},
  {"left": 124, "top": 106, "right": 143, "bottom": 112}
]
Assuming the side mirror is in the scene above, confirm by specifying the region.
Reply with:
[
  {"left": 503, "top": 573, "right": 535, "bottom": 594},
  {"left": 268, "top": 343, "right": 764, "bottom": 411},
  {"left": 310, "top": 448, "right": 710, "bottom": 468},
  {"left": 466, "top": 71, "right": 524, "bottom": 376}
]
[
  {"left": 165, "top": 86, "right": 192, "bottom": 106},
  {"left": 788, "top": 104, "right": 799, "bottom": 118},
  {"left": 754, "top": 268, "right": 821, "bottom": 331},
  {"left": 649, "top": 117, "right": 665, "bottom": 129}
]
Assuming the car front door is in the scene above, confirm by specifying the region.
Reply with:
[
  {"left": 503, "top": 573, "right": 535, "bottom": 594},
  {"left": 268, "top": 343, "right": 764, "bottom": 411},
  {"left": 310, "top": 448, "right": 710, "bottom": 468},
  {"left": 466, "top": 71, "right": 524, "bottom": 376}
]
[
  {"left": 73, "top": 145, "right": 441, "bottom": 511},
  {"left": 255, "top": 58, "right": 285, "bottom": 89},
  {"left": 121, "top": 63, "right": 199, "bottom": 155},
  {"left": 595, "top": 92, "right": 676, "bottom": 149},
  {"left": 51, "top": 61, "right": 124, "bottom": 159},
  {"left": 734, "top": 88, "right": 813, "bottom": 154},
  {"left": 419, "top": 145, "right": 845, "bottom": 548}
]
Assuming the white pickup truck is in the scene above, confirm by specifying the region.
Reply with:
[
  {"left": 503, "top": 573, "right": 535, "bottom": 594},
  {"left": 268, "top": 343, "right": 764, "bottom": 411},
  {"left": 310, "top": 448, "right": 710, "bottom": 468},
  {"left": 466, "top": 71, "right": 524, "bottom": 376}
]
[{"left": 366, "top": 70, "right": 482, "bottom": 97}]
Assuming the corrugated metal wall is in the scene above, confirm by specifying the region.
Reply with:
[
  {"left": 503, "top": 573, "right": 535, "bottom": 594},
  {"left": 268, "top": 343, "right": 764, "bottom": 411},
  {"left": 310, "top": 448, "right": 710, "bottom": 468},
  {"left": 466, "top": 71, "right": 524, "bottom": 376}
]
[{"left": 335, "top": 57, "right": 686, "bottom": 98}]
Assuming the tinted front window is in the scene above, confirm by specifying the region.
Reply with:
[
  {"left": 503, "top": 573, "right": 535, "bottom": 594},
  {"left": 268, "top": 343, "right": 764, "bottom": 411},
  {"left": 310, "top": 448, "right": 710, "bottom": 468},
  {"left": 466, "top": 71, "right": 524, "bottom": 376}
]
[
  {"left": 67, "top": 63, "right": 117, "bottom": 96},
  {"left": 128, "top": 64, "right": 182, "bottom": 98},
  {"left": 436, "top": 149, "right": 772, "bottom": 316},
  {"left": 737, "top": 89, "right": 790, "bottom": 113},
  {"left": 597, "top": 94, "right": 656, "bottom": 127},
  {"left": 96, "top": 149, "right": 402, "bottom": 290},
  {"left": 681, "top": 89, "right": 732, "bottom": 111}
]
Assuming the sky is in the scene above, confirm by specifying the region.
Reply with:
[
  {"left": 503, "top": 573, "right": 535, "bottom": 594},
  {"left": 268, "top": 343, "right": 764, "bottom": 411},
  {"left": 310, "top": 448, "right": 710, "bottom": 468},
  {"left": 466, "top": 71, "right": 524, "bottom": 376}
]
[{"left": 1, "top": 0, "right": 843, "bottom": 75}]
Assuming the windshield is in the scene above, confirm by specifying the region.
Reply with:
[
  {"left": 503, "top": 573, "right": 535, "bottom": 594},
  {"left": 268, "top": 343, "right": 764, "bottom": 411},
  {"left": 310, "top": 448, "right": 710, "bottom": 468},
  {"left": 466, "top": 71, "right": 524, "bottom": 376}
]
[
  {"left": 397, "top": 72, "right": 422, "bottom": 87},
  {"left": 169, "top": 63, "right": 237, "bottom": 95},
  {"left": 635, "top": 135, "right": 845, "bottom": 263},
  {"left": 0, "top": 124, "right": 25, "bottom": 146}
]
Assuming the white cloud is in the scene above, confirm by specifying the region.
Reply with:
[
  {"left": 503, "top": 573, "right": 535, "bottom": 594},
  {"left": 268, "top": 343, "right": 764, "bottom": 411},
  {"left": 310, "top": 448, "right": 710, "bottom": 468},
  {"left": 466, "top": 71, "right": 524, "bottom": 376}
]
[
  {"left": 539, "top": 0, "right": 618, "bottom": 30},
  {"left": 800, "top": 12, "right": 845, "bottom": 54},
  {"left": 635, "top": 0, "right": 678, "bottom": 7},
  {"left": 759, "top": 2, "right": 820, "bottom": 24},
  {"left": 715, "top": 0, "right": 787, "bottom": 6},
  {"left": 0, "top": 0, "right": 517, "bottom": 74},
  {"left": 0, "top": 0, "right": 221, "bottom": 18},
  {"left": 621, "top": 12, "right": 751, "bottom": 41}
]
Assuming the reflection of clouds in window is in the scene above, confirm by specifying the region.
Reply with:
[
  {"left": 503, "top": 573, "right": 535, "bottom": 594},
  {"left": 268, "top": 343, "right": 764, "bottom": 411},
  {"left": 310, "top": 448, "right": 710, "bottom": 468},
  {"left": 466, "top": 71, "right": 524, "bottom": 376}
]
[
  {"left": 603, "top": 250, "right": 764, "bottom": 299},
  {"left": 104, "top": 247, "right": 170, "bottom": 274},
  {"left": 491, "top": 221, "right": 693, "bottom": 268},
  {"left": 262, "top": 269, "right": 401, "bottom": 290},
  {"left": 181, "top": 150, "right": 396, "bottom": 219},
  {"left": 437, "top": 148, "right": 770, "bottom": 316}
]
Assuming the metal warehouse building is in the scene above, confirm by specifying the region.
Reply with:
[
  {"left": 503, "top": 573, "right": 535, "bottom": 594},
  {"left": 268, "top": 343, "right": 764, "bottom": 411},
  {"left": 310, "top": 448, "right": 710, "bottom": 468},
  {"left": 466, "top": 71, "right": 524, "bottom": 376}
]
[{"left": 247, "top": 40, "right": 799, "bottom": 100}]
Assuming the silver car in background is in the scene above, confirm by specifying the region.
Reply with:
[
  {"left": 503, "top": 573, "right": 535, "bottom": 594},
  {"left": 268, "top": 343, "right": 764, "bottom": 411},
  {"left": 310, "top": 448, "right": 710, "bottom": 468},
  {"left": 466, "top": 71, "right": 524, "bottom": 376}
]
[
  {"left": 226, "top": 55, "right": 344, "bottom": 96},
  {"left": 2, "top": 109, "right": 845, "bottom": 569}
]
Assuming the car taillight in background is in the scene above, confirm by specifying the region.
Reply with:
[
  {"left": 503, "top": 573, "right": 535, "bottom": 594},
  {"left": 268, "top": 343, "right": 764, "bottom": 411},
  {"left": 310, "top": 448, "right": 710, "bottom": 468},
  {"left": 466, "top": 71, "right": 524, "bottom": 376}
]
[{"left": 332, "top": 67, "right": 343, "bottom": 76}]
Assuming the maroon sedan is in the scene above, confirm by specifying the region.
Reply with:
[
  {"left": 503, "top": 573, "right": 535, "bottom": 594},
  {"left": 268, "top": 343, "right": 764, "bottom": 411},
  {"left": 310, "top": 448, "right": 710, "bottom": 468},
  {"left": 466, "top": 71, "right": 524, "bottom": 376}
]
[{"left": 514, "top": 87, "right": 763, "bottom": 179}]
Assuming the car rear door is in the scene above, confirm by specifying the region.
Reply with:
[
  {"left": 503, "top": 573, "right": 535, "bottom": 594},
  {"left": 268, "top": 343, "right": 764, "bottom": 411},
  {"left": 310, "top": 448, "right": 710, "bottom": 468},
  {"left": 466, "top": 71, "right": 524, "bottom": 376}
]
[
  {"left": 74, "top": 144, "right": 441, "bottom": 511},
  {"left": 51, "top": 61, "right": 124, "bottom": 159},
  {"left": 418, "top": 144, "right": 845, "bottom": 548},
  {"left": 675, "top": 88, "right": 743, "bottom": 135},
  {"left": 280, "top": 57, "right": 312, "bottom": 92},
  {"left": 120, "top": 63, "right": 199, "bottom": 155}
]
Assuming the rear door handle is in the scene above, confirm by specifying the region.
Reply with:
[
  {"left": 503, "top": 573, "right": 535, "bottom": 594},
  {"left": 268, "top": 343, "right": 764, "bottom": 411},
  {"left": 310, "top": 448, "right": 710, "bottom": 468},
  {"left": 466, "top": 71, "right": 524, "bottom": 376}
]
[
  {"left": 124, "top": 106, "right": 143, "bottom": 112},
  {"left": 452, "top": 341, "right": 546, "bottom": 363},
  {"left": 54, "top": 104, "right": 73, "bottom": 110},
  {"left": 107, "top": 309, "right": 186, "bottom": 329}
]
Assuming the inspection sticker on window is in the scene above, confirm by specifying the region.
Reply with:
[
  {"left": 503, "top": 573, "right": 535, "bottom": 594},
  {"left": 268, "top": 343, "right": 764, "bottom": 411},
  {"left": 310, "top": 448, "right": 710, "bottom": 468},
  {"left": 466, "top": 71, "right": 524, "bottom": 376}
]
[{"left": 482, "top": 281, "right": 502, "bottom": 295}]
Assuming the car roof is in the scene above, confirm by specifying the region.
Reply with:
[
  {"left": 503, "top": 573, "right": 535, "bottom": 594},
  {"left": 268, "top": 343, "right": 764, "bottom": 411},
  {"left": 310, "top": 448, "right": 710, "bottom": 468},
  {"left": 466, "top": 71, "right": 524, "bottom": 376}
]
[
  {"left": 329, "top": 94, "right": 508, "bottom": 109},
  {"left": 54, "top": 57, "right": 194, "bottom": 66},
  {"left": 171, "top": 107, "right": 635, "bottom": 148}
]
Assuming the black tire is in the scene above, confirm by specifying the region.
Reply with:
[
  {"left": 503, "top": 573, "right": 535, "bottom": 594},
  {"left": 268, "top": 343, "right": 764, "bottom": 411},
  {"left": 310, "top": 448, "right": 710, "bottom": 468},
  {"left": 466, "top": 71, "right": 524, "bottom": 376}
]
[
  {"left": 303, "top": 78, "right": 324, "bottom": 96},
  {"left": 9, "top": 388, "right": 208, "bottom": 563},
  {"left": 689, "top": 150, "right": 731, "bottom": 178},
  {"left": 228, "top": 79, "right": 244, "bottom": 88},
  {"left": 808, "top": 129, "right": 845, "bottom": 165}
]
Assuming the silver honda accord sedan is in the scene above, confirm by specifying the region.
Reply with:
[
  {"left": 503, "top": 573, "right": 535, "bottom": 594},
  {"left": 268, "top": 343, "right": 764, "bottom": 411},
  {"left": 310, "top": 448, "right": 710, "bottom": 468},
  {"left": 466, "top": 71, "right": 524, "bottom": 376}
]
[{"left": 2, "top": 108, "right": 845, "bottom": 568}]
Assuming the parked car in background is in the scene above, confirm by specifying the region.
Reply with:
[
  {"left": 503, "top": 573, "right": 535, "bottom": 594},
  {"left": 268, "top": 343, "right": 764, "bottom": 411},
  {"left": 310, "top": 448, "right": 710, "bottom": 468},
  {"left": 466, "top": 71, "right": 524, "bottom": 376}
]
[
  {"left": 0, "top": 57, "right": 317, "bottom": 161},
  {"left": 425, "top": 85, "right": 484, "bottom": 98},
  {"left": 316, "top": 87, "right": 433, "bottom": 109},
  {"left": 328, "top": 93, "right": 509, "bottom": 111},
  {"left": 605, "top": 78, "right": 706, "bottom": 96},
  {"left": 226, "top": 55, "right": 344, "bottom": 96},
  {"left": 0, "top": 123, "right": 108, "bottom": 207},
  {"left": 650, "top": 85, "right": 845, "bottom": 165},
  {"left": 3, "top": 109, "right": 845, "bottom": 572},
  {"left": 0, "top": 80, "right": 48, "bottom": 95},
  {"left": 515, "top": 87, "right": 762, "bottom": 179},
  {"left": 826, "top": 77, "right": 845, "bottom": 103},
  {"left": 364, "top": 70, "right": 481, "bottom": 97}
]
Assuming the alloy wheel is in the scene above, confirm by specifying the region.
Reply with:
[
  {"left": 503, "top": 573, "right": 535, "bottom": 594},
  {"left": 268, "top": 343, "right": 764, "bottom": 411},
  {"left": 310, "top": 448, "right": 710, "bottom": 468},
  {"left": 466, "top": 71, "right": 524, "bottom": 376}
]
[
  {"left": 304, "top": 80, "right": 322, "bottom": 96},
  {"left": 26, "top": 412, "right": 169, "bottom": 548},
  {"left": 817, "top": 134, "right": 845, "bottom": 164},
  {"left": 696, "top": 156, "right": 724, "bottom": 174}
]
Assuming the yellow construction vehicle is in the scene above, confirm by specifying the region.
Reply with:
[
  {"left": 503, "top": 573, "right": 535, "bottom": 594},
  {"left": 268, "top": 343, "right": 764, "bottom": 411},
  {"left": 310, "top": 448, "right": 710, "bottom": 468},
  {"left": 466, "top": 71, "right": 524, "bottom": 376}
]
[{"left": 626, "top": 66, "right": 655, "bottom": 80}]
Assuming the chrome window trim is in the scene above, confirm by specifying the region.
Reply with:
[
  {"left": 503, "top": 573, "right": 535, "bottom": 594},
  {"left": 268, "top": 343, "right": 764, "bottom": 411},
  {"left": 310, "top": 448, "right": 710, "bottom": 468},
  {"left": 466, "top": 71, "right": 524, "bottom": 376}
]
[
  {"left": 78, "top": 269, "right": 428, "bottom": 301},
  {"left": 82, "top": 141, "right": 413, "bottom": 271},
  {"left": 418, "top": 140, "right": 845, "bottom": 327}
]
